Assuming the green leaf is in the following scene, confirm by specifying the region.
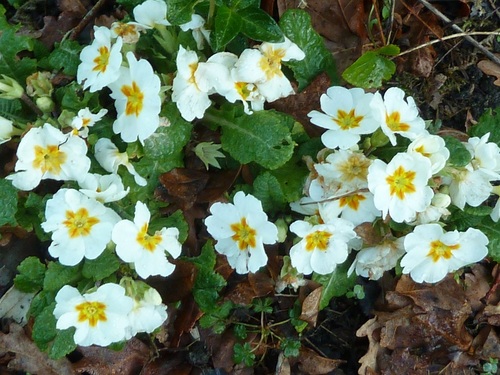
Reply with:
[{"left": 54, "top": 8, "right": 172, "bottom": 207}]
[
  {"left": 226, "top": 0, "right": 259, "bottom": 8},
  {"left": 0, "top": 28, "right": 37, "bottom": 83},
  {"left": 32, "top": 303, "right": 57, "bottom": 351},
  {"left": 0, "top": 178, "right": 18, "bottom": 226},
  {"left": 189, "top": 242, "right": 227, "bottom": 312},
  {"left": 240, "top": 8, "right": 283, "bottom": 43},
  {"left": 312, "top": 260, "right": 357, "bottom": 310},
  {"left": 469, "top": 107, "right": 500, "bottom": 145},
  {"left": 233, "top": 342, "right": 255, "bottom": 367},
  {"left": 49, "top": 327, "right": 77, "bottom": 359},
  {"left": 45, "top": 40, "right": 83, "bottom": 76},
  {"left": 269, "top": 159, "right": 309, "bottom": 203},
  {"left": 54, "top": 82, "right": 98, "bottom": 112},
  {"left": 342, "top": 46, "right": 400, "bottom": 89},
  {"left": 233, "top": 324, "right": 248, "bottom": 339},
  {"left": 43, "top": 262, "right": 82, "bottom": 292},
  {"left": 82, "top": 248, "right": 120, "bottom": 281},
  {"left": 199, "top": 301, "right": 233, "bottom": 334},
  {"left": 149, "top": 210, "right": 189, "bottom": 244},
  {"left": 251, "top": 297, "right": 273, "bottom": 313},
  {"left": 280, "top": 338, "right": 301, "bottom": 358},
  {"left": 280, "top": 9, "right": 338, "bottom": 90},
  {"left": 0, "top": 98, "right": 25, "bottom": 122},
  {"left": 29, "top": 290, "right": 56, "bottom": 318},
  {"left": 474, "top": 217, "right": 500, "bottom": 262},
  {"left": 253, "top": 172, "right": 287, "bottom": 215},
  {"left": 166, "top": 0, "right": 199, "bottom": 24},
  {"left": 207, "top": 108, "right": 295, "bottom": 170},
  {"left": 14, "top": 257, "right": 46, "bottom": 293},
  {"left": 442, "top": 135, "right": 471, "bottom": 167},
  {"left": 213, "top": 6, "right": 242, "bottom": 51}
]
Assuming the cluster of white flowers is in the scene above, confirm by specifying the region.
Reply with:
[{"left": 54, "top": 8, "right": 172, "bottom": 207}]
[
  {"left": 54, "top": 280, "right": 167, "bottom": 346},
  {"left": 293, "top": 85, "right": 492, "bottom": 283}
]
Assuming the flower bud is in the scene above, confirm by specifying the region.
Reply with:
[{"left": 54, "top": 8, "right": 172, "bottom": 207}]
[
  {"left": 36, "top": 96, "right": 55, "bottom": 113},
  {"left": 26, "top": 71, "right": 53, "bottom": 97},
  {"left": 0, "top": 75, "right": 24, "bottom": 99}
]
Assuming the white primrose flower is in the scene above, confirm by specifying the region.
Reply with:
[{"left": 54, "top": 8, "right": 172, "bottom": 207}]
[
  {"left": 407, "top": 133, "right": 450, "bottom": 174},
  {"left": 78, "top": 173, "right": 129, "bottom": 203},
  {"left": 308, "top": 87, "right": 380, "bottom": 150},
  {"left": 401, "top": 223, "right": 488, "bottom": 283},
  {"left": 7, "top": 123, "right": 91, "bottom": 191},
  {"left": 411, "top": 192, "right": 451, "bottom": 225},
  {"left": 309, "top": 149, "right": 372, "bottom": 201},
  {"left": 54, "top": 284, "right": 134, "bottom": 347},
  {"left": 204, "top": 191, "right": 278, "bottom": 274},
  {"left": 466, "top": 133, "right": 500, "bottom": 178},
  {"left": 121, "top": 281, "right": 167, "bottom": 339},
  {"left": 94, "top": 138, "right": 147, "bottom": 186},
  {"left": 349, "top": 237, "right": 405, "bottom": 280},
  {"left": 112, "top": 201, "right": 182, "bottom": 279},
  {"left": 70, "top": 107, "right": 108, "bottom": 138},
  {"left": 206, "top": 52, "right": 265, "bottom": 115},
  {"left": 41, "top": 188, "right": 121, "bottom": 266},
  {"left": 233, "top": 37, "right": 305, "bottom": 102},
  {"left": 180, "top": 14, "right": 211, "bottom": 50},
  {"left": 110, "top": 22, "right": 145, "bottom": 44},
  {"left": 289, "top": 219, "right": 356, "bottom": 275},
  {"left": 371, "top": 87, "right": 427, "bottom": 146},
  {"left": 319, "top": 191, "right": 381, "bottom": 227},
  {"left": 132, "top": 0, "right": 171, "bottom": 28},
  {"left": 446, "top": 164, "right": 493, "bottom": 209},
  {"left": 108, "top": 52, "right": 161, "bottom": 144},
  {"left": 77, "top": 26, "right": 123, "bottom": 92},
  {"left": 0, "top": 115, "right": 15, "bottom": 144},
  {"left": 367, "top": 152, "right": 434, "bottom": 223},
  {"left": 172, "top": 46, "right": 230, "bottom": 121}
]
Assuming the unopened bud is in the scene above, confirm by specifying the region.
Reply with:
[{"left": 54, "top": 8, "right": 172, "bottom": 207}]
[{"left": 0, "top": 75, "right": 24, "bottom": 99}]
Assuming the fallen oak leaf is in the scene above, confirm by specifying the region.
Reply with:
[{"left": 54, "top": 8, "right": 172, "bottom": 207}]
[
  {"left": 296, "top": 347, "right": 344, "bottom": 374},
  {"left": 478, "top": 58, "right": 500, "bottom": 86}
]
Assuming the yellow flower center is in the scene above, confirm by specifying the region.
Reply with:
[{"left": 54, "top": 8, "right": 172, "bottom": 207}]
[
  {"left": 82, "top": 117, "right": 91, "bottom": 127},
  {"left": 338, "top": 154, "right": 371, "bottom": 182},
  {"left": 427, "top": 240, "right": 460, "bottom": 262},
  {"left": 259, "top": 48, "right": 286, "bottom": 80},
  {"left": 339, "top": 194, "right": 366, "bottom": 210},
  {"left": 76, "top": 301, "right": 107, "bottom": 327},
  {"left": 63, "top": 208, "right": 100, "bottom": 238},
  {"left": 334, "top": 109, "right": 364, "bottom": 130},
  {"left": 121, "top": 81, "right": 144, "bottom": 117},
  {"left": 304, "top": 230, "right": 332, "bottom": 251},
  {"left": 92, "top": 46, "right": 110, "bottom": 73},
  {"left": 114, "top": 23, "right": 137, "bottom": 37},
  {"left": 230, "top": 218, "right": 257, "bottom": 250},
  {"left": 32, "top": 145, "right": 67, "bottom": 175},
  {"left": 414, "top": 145, "right": 431, "bottom": 157},
  {"left": 386, "top": 111, "right": 410, "bottom": 132},
  {"left": 136, "top": 223, "right": 162, "bottom": 252},
  {"left": 235, "top": 82, "right": 252, "bottom": 100},
  {"left": 386, "top": 165, "right": 416, "bottom": 200}
]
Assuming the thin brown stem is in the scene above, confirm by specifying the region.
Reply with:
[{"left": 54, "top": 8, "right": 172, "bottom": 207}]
[{"left": 68, "top": 0, "right": 110, "bottom": 41}]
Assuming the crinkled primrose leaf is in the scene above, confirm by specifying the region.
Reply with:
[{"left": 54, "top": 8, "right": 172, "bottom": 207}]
[
  {"left": 0, "top": 178, "right": 18, "bottom": 227},
  {"left": 313, "top": 260, "right": 357, "bottom": 310},
  {"left": 14, "top": 257, "right": 46, "bottom": 293},
  {"left": 469, "top": 107, "right": 500, "bottom": 144}
]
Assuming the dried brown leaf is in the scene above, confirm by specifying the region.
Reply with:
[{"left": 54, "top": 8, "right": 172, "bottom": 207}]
[
  {"left": 297, "top": 347, "right": 344, "bottom": 375},
  {"left": 73, "top": 337, "right": 150, "bottom": 375},
  {"left": 0, "top": 323, "right": 74, "bottom": 375},
  {"left": 356, "top": 317, "right": 384, "bottom": 375},
  {"left": 477, "top": 58, "right": 500, "bottom": 86},
  {"left": 299, "top": 286, "right": 321, "bottom": 327}
]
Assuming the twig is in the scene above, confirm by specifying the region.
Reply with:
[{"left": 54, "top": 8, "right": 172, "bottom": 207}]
[
  {"left": 68, "top": 0, "right": 110, "bottom": 41},
  {"left": 419, "top": 0, "right": 500, "bottom": 67},
  {"left": 395, "top": 31, "right": 500, "bottom": 58}
]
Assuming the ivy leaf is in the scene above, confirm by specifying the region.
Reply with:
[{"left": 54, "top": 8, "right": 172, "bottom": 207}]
[
  {"left": 207, "top": 108, "right": 295, "bottom": 170},
  {"left": 82, "top": 248, "right": 120, "bottom": 281},
  {"left": 166, "top": 0, "right": 199, "bottom": 25},
  {"left": 213, "top": 5, "right": 242, "bottom": 51},
  {"left": 14, "top": 257, "right": 46, "bottom": 293},
  {"left": 469, "top": 107, "right": 500, "bottom": 144},
  {"left": 312, "top": 261, "right": 357, "bottom": 310},
  {"left": 442, "top": 135, "right": 471, "bottom": 167},
  {"left": 43, "top": 262, "right": 82, "bottom": 292},
  {"left": 0, "top": 178, "right": 18, "bottom": 227},
  {"left": 280, "top": 9, "right": 338, "bottom": 90},
  {"left": 0, "top": 28, "right": 37, "bottom": 83},
  {"left": 240, "top": 7, "right": 283, "bottom": 43},
  {"left": 342, "top": 45, "right": 400, "bottom": 89}
]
